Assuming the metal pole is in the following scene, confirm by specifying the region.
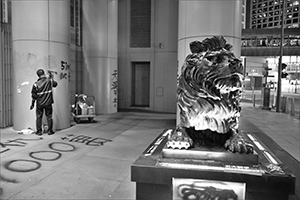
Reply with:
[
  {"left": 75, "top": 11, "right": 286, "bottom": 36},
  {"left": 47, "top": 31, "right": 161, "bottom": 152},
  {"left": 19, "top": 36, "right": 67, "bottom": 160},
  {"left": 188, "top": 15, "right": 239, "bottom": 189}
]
[{"left": 276, "top": 0, "right": 285, "bottom": 112}]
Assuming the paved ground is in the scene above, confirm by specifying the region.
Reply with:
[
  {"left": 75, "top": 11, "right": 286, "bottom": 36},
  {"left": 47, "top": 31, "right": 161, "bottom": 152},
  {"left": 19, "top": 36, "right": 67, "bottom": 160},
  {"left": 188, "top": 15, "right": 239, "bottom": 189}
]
[
  {"left": 240, "top": 102, "right": 300, "bottom": 162},
  {"left": 0, "top": 102, "right": 299, "bottom": 200}
]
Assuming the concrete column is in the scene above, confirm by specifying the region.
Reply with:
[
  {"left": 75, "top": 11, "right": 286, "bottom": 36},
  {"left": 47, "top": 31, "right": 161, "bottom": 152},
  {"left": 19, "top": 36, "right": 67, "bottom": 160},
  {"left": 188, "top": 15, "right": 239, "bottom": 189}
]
[
  {"left": 82, "top": 0, "right": 118, "bottom": 114},
  {"left": 12, "top": 0, "right": 70, "bottom": 131},
  {"left": 177, "top": 0, "right": 243, "bottom": 124}
]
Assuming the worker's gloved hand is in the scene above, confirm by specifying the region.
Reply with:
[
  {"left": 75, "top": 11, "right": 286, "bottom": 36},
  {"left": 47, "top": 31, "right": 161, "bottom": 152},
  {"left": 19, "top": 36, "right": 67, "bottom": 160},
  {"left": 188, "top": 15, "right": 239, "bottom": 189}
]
[{"left": 48, "top": 70, "right": 54, "bottom": 79}]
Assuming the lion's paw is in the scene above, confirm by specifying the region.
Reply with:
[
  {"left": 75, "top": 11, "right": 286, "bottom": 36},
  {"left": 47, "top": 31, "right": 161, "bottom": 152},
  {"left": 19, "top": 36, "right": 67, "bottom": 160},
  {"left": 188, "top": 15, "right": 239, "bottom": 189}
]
[
  {"left": 166, "top": 129, "right": 193, "bottom": 150},
  {"left": 224, "top": 133, "right": 254, "bottom": 154}
]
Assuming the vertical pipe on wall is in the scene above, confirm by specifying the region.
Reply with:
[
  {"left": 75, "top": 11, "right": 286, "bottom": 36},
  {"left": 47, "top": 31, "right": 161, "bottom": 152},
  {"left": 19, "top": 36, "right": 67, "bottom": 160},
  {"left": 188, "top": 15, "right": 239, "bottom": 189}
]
[
  {"left": 0, "top": 20, "right": 3, "bottom": 127},
  {"left": 0, "top": 2, "right": 13, "bottom": 128}
]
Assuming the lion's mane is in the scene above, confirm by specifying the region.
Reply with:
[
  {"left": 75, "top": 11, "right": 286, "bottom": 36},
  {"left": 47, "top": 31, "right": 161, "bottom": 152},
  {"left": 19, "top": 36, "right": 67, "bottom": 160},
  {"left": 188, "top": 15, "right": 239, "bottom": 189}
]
[{"left": 178, "top": 36, "right": 243, "bottom": 134}]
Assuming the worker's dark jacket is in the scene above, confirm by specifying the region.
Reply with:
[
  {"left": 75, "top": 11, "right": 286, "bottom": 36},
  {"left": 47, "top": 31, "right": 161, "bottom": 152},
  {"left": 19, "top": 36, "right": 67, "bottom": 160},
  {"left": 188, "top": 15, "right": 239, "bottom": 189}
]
[{"left": 31, "top": 76, "right": 58, "bottom": 106}]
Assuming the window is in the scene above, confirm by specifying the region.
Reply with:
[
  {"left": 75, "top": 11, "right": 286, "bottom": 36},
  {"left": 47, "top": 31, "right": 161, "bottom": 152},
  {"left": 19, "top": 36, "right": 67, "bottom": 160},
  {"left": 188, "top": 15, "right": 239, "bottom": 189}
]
[
  {"left": 1, "top": 0, "right": 8, "bottom": 23},
  {"left": 130, "top": 0, "right": 151, "bottom": 48},
  {"left": 70, "top": 0, "right": 75, "bottom": 27},
  {"left": 75, "top": 0, "right": 82, "bottom": 46},
  {"left": 293, "top": 1, "right": 299, "bottom": 6},
  {"left": 70, "top": 0, "right": 82, "bottom": 46}
]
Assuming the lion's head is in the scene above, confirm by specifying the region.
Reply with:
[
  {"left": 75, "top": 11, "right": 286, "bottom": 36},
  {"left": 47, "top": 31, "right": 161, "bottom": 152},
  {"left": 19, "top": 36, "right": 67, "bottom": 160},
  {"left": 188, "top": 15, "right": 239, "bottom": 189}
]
[{"left": 178, "top": 36, "right": 243, "bottom": 134}]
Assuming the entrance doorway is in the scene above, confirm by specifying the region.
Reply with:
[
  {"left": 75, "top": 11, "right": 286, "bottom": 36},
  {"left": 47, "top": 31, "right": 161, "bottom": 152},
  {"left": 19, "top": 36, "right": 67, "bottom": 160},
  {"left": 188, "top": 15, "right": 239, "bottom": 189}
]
[{"left": 132, "top": 62, "right": 150, "bottom": 107}]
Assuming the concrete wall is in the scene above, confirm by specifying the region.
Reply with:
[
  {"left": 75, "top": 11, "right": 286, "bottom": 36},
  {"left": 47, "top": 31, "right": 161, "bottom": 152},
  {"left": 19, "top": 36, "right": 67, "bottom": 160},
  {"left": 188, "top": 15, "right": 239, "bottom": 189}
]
[
  {"left": 118, "top": 0, "right": 178, "bottom": 113},
  {"left": 82, "top": 0, "right": 118, "bottom": 114}
]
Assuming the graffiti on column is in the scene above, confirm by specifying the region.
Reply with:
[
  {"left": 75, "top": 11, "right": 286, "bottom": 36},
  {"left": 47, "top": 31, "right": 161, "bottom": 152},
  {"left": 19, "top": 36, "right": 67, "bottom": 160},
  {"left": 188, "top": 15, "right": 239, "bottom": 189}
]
[
  {"left": 111, "top": 69, "right": 118, "bottom": 107},
  {"left": 13, "top": 53, "right": 58, "bottom": 75},
  {"left": 13, "top": 52, "right": 58, "bottom": 93},
  {"left": 60, "top": 61, "right": 70, "bottom": 82}
]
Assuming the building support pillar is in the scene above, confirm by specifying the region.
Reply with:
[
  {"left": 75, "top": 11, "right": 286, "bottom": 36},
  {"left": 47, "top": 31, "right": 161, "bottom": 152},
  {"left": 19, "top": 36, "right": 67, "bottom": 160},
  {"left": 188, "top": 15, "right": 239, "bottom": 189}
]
[
  {"left": 82, "top": 0, "right": 118, "bottom": 114},
  {"left": 12, "top": 0, "right": 70, "bottom": 131}
]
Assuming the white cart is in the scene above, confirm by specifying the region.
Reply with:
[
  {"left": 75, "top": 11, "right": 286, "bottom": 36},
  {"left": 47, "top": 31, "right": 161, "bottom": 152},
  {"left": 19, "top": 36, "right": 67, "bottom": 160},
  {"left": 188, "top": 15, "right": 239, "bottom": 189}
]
[{"left": 72, "top": 95, "right": 96, "bottom": 123}]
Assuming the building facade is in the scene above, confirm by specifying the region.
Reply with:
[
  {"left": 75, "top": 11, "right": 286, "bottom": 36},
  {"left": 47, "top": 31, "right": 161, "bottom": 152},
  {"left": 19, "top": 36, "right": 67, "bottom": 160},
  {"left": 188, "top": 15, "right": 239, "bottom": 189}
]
[
  {"left": 246, "top": 0, "right": 299, "bottom": 29},
  {"left": 242, "top": 0, "right": 300, "bottom": 89},
  {"left": 1, "top": 0, "right": 244, "bottom": 129}
]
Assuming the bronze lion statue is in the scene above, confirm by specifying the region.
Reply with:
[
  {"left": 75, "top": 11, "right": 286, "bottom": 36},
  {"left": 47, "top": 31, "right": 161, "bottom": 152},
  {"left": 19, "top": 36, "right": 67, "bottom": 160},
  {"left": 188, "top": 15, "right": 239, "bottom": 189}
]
[{"left": 167, "top": 36, "right": 253, "bottom": 154}]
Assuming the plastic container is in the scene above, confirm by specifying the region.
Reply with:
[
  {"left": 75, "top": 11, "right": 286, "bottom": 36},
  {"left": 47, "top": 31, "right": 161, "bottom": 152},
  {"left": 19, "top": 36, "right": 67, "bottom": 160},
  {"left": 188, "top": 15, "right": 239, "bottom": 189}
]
[
  {"left": 82, "top": 107, "right": 88, "bottom": 115},
  {"left": 87, "top": 106, "right": 94, "bottom": 115}
]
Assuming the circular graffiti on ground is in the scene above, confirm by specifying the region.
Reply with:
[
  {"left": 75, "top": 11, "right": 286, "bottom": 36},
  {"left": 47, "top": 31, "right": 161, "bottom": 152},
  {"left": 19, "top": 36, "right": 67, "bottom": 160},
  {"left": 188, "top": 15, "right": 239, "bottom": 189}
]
[
  {"left": 49, "top": 142, "right": 75, "bottom": 152},
  {"left": 0, "top": 174, "right": 18, "bottom": 183},
  {"left": 29, "top": 151, "right": 62, "bottom": 161},
  {"left": 4, "top": 159, "right": 41, "bottom": 172}
]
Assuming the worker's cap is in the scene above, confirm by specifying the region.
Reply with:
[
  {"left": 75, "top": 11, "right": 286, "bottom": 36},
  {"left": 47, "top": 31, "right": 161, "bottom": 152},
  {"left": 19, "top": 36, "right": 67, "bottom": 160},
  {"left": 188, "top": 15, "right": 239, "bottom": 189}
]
[{"left": 36, "top": 69, "right": 45, "bottom": 77}]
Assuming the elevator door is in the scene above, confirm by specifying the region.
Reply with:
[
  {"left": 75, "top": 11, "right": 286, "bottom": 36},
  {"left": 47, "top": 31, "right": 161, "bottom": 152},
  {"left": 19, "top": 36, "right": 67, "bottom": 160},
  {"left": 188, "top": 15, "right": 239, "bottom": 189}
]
[{"left": 132, "top": 62, "right": 150, "bottom": 107}]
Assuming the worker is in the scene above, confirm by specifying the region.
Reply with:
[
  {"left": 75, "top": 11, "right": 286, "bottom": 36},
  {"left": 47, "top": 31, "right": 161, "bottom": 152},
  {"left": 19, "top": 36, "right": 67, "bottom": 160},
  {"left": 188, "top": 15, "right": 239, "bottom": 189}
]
[{"left": 30, "top": 69, "right": 58, "bottom": 135}]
